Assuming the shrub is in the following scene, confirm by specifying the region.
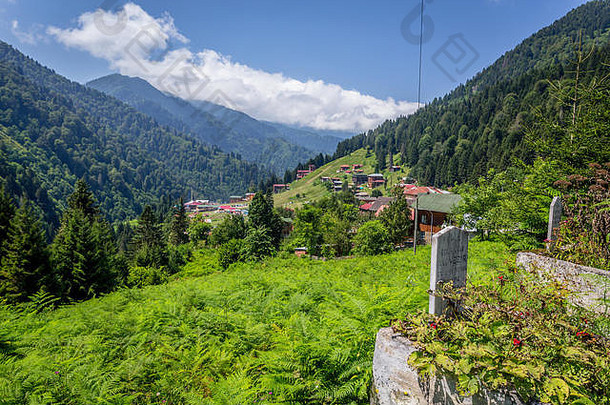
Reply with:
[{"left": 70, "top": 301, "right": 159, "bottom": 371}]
[
  {"left": 209, "top": 215, "right": 246, "bottom": 247},
  {"left": 353, "top": 220, "right": 391, "bottom": 256},
  {"left": 127, "top": 265, "right": 168, "bottom": 287},
  {"left": 217, "top": 239, "right": 245, "bottom": 269},
  {"left": 242, "top": 227, "right": 275, "bottom": 260},
  {"left": 550, "top": 163, "right": 610, "bottom": 270},
  {"left": 189, "top": 219, "right": 212, "bottom": 245},
  {"left": 167, "top": 244, "right": 192, "bottom": 274},
  {"left": 394, "top": 265, "right": 610, "bottom": 404}
]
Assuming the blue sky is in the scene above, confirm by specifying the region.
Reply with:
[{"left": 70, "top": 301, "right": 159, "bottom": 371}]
[{"left": 0, "top": 0, "right": 590, "bottom": 132}]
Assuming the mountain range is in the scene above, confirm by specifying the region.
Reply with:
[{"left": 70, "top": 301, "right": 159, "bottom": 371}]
[
  {"left": 0, "top": 41, "right": 268, "bottom": 228},
  {"left": 87, "top": 74, "right": 349, "bottom": 174}
]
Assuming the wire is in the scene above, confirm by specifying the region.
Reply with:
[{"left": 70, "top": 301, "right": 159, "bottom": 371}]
[{"left": 417, "top": 0, "right": 425, "bottom": 109}]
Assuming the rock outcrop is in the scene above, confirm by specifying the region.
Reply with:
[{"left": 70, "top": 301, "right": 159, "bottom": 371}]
[
  {"left": 371, "top": 328, "right": 530, "bottom": 405},
  {"left": 516, "top": 252, "right": 610, "bottom": 314}
]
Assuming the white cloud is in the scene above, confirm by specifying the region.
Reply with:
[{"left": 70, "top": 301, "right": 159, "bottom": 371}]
[
  {"left": 47, "top": 3, "right": 419, "bottom": 132},
  {"left": 12, "top": 20, "right": 47, "bottom": 45}
]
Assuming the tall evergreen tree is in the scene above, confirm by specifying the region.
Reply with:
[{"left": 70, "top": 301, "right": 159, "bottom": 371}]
[
  {"left": 168, "top": 198, "right": 189, "bottom": 246},
  {"left": 115, "top": 221, "right": 134, "bottom": 253},
  {"left": 0, "top": 186, "right": 15, "bottom": 248},
  {"left": 51, "top": 180, "right": 116, "bottom": 301},
  {"left": 248, "top": 192, "right": 283, "bottom": 248},
  {"left": 67, "top": 179, "right": 100, "bottom": 220},
  {"left": 131, "top": 205, "right": 168, "bottom": 269},
  {"left": 0, "top": 200, "right": 50, "bottom": 302}
]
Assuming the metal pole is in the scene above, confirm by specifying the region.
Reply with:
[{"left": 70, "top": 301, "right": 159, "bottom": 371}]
[{"left": 413, "top": 195, "right": 418, "bottom": 254}]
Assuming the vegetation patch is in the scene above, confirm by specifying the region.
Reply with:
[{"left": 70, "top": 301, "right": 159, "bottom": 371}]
[
  {"left": 0, "top": 242, "right": 509, "bottom": 404},
  {"left": 394, "top": 265, "right": 610, "bottom": 404}
]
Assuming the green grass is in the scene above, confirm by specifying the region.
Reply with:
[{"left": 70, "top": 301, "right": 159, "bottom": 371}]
[
  {"left": 274, "top": 149, "right": 409, "bottom": 209},
  {"left": 0, "top": 241, "right": 511, "bottom": 404}
]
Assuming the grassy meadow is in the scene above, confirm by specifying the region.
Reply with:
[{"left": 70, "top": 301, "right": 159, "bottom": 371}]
[{"left": 0, "top": 242, "right": 511, "bottom": 404}]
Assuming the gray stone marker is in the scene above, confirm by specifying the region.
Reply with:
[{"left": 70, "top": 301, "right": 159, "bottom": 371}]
[
  {"left": 429, "top": 226, "right": 469, "bottom": 316},
  {"left": 547, "top": 196, "right": 562, "bottom": 242}
]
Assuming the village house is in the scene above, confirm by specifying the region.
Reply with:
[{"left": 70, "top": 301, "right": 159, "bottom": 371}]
[
  {"left": 355, "top": 191, "right": 374, "bottom": 202},
  {"left": 184, "top": 200, "right": 215, "bottom": 213},
  {"left": 273, "top": 184, "right": 289, "bottom": 194},
  {"left": 229, "top": 195, "right": 243, "bottom": 203},
  {"left": 339, "top": 164, "right": 350, "bottom": 172},
  {"left": 403, "top": 185, "right": 445, "bottom": 200},
  {"left": 410, "top": 193, "right": 462, "bottom": 244},
  {"left": 244, "top": 193, "right": 256, "bottom": 201},
  {"left": 218, "top": 205, "right": 245, "bottom": 215},
  {"left": 352, "top": 164, "right": 363, "bottom": 170},
  {"left": 359, "top": 196, "right": 394, "bottom": 217},
  {"left": 294, "top": 247, "right": 308, "bottom": 257},
  {"left": 389, "top": 165, "right": 401, "bottom": 172},
  {"left": 352, "top": 173, "right": 369, "bottom": 186},
  {"left": 368, "top": 173, "right": 386, "bottom": 188},
  {"left": 332, "top": 180, "right": 344, "bottom": 192}
]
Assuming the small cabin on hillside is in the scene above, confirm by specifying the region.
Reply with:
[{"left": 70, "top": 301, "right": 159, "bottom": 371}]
[
  {"left": 296, "top": 170, "right": 311, "bottom": 179},
  {"left": 410, "top": 193, "right": 462, "bottom": 244},
  {"left": 359, "top": 196, "right": 394, "bottom": 217},
  {"left": 352, "top": 173, "right": 369, "bottom": 186},
  {"left": 368, "top": 174, "right": 385, "bottom": 188},
  {"left": 273, "top": 184, "right": 289, "bottom": 194},
  {"left": 294, "top": 247, "right": 308, "bottom": 257}
]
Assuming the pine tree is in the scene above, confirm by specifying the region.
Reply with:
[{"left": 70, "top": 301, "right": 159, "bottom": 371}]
[
  {"left": 51, "top": 180, "right": 116, "bottom": 301},
  {"left": 68, "top": 179, "right": 100, "bottom": 220},
  {"left": 0, "top": 200, "right": 50, "bottom": 302},
  {"left": 168, "top": 198, "right": 189, "bottom": 246},
  {"left": 131, "top": 205, "right": 168, "bottom": 269},
  {"left": 0, "top": 186, "right": 15, "bottom": 248},
  {"left": 248, "top": 192, "right": 282, "bottom": 248}
]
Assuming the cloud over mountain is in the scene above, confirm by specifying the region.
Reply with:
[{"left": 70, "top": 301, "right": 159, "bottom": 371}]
[{"left": 48, "top": 3, "right": 418, "bottom": 132}]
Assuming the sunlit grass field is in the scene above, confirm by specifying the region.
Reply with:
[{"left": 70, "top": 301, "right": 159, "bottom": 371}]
[{"left": 0, "top": 242, "right": 511, "bottom": 404}]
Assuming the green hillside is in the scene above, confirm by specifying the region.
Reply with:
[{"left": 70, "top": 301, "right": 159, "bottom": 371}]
[
  {"left": 0, "top": 242, "right": 510, "bottom": 404},
  {"left": 334, "top": 0, "right": 610, "bottom": 187},
  {"left": 0, "top": 42, "right": 266, "bottom": 227},
  {"left": 275, "top": 149, "right": 409, "bottom": 208}
]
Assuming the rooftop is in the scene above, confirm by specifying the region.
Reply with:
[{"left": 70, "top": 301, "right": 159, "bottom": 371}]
[{"left": 411, "top": 193, "right": 463, "bottom": 214}]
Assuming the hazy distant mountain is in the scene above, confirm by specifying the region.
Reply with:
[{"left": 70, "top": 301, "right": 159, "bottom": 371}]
[{"left": 88, "top": 74, "right": 345, "bottom": 173}]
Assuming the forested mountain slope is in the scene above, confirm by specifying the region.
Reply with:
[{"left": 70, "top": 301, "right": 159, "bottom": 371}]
[
  {"left": 0, "top": 42, "right": 267, "bottom": 229},
  {"left": 334, "top": 0, "right": 610, "bottom": 186},
  {"left": 88, "top": 74, "right": 342, "bottom": 173}
]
